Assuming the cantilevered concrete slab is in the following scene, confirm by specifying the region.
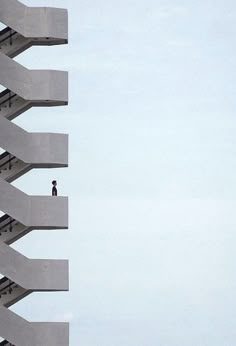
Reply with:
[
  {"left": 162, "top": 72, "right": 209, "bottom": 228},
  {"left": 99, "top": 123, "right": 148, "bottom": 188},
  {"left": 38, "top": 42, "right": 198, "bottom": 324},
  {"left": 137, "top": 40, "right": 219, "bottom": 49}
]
[
  {"left": 0, "top": 306, "right": 69, "bottom": 346},
  {"left": 0, "top": 179, "right": 68, "bottom": 228},
  {"left": 0, "top": 0, "right": 68, "bottom": 40},
  {"left": 0, "top": 52, "right": 68, "bottom": 102},
  {"left": 0, "top": 116, "right": 68, "bottom": 166},
  {"left": 0, "top": 243, "right": 69, "bottom": 290}
]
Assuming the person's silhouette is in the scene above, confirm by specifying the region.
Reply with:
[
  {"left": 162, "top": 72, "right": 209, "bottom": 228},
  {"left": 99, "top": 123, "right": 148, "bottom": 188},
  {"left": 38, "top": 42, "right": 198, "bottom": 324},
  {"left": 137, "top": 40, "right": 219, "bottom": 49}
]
[{"left": 52, "top": 180, "right": 58, "bottom": 196}]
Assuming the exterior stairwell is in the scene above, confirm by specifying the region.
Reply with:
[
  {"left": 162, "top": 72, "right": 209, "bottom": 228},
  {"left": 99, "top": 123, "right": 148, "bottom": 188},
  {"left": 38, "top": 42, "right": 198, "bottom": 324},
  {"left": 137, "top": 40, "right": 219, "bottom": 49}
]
[
  {"left": 0, "top": 19, "right": 67, "bottom": 59},
  {"left": 0, "top": 242, "right": 68, "bottom": 292},
  {"left": 0, "top": 1, "right": 69, "bottom": 345},
  {"left": 0, "top": 26, "right": 31, "bottom": 58},
  {"left": 0, "top": 214, "right": 31, "bottom": 245},
  {"left": 0, "top": 89, "right": 31, "bottom": 120},
  {"left": 0, "top": 152, "right": 31, "bottom": 183},
  {"left": 0, "top": 306, "right": 69, "bottom": 346},
  {"left": 0, "top": 88, "right": 66, "bottom": 122},
  {"left": 0, "top": 277, "right": 29, "bottom": 308},
  {"left": 0, "top": 116, "right": 68, "bottom": 182}
]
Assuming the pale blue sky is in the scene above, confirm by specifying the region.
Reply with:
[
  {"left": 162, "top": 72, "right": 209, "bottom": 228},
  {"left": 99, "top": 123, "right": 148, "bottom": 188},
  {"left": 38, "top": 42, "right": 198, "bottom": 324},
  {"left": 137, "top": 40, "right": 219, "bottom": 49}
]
[{"left": 2, "top": 0, "right": 236, "bottom": 345}]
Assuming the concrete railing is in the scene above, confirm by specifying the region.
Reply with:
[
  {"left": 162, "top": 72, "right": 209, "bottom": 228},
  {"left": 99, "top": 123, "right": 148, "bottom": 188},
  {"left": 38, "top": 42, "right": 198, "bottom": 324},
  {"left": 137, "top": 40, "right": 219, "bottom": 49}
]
[
  {"left": 0, "top": 116, "right": 68, "bottom": 166},
  {"left": 0, "top": 0, "right": 68, "bottom": 40},
  {"left": 0, "top": 52, "right": 68, "bottom": 102},
  {"left": 0, "top": 306, "right": 69, "bottom": 346},
  {"left": 0, "top": 243, "right": 68, "bottom": 290},
  {"left": 0, "top": 179, "right": 68, "bottom": 228}
]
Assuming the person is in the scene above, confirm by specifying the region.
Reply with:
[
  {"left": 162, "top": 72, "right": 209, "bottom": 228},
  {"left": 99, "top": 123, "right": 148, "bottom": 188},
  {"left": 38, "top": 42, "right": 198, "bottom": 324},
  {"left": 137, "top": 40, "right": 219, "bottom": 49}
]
[{"left": 52, "top": 180, "right": 57, "bottom": 196}]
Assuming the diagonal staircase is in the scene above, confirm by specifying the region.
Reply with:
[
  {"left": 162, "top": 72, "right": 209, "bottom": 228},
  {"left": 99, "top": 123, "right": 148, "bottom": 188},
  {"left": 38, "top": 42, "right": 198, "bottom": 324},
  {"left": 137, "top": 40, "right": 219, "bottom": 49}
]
[
  {"left": 0, "top": 27, "right": 31, "bottom": 58},
  {"left": 0, "top": 152, "right": 31, "bottom": 183},
  {"left": 0, "top": 277, "right": 29, "bottom": 308},
  {"left": 0, "top": 306, "right": 69, "bottom": 346},
  {"left": 0, "top": 89, "right": 31, "bottom": 120},
  {"left": 0, "top": 214, "right": 31, "bottom": 245},
  {"left": 0, "top": 1, "right": 69, "bottom": 345}
]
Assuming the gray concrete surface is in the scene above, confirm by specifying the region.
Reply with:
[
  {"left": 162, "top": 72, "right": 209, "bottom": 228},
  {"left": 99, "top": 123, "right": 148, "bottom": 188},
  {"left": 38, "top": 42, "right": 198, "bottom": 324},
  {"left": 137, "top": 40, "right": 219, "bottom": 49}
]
[
  {"left": 0, "top": 179, "right": 68, "bottom": 228},
  {"left": 0, "top": 1, "right": 69, "bottom": 344},
  {"left": 0, "top": 52, "right": 68, "bottom": 102},
  {"left": 0, "top": 306, "right": 69, "bottom": 346},
  {"left": 0, "top": 243, "right": 69, "bottom": 290},
  {"left": 0, "top": 116, "right": 68, "bottom": 166},
  {"left": 0, "top": 0, "right": 68, "bottom": 40}
]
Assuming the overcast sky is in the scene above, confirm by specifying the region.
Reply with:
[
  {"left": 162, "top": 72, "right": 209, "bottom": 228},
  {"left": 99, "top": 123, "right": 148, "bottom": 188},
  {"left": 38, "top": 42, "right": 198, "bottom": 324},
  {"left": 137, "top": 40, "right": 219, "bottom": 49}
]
[{"left": 2, "top": 0, "right": 236, "bottom": 345}]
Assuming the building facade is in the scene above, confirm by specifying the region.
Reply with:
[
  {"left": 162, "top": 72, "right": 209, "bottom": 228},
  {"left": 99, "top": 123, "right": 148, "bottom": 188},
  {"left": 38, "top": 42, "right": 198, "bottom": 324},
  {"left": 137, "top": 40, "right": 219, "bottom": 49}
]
[{"left": 0, "top": 0, "right": 69, "bottom": 345}]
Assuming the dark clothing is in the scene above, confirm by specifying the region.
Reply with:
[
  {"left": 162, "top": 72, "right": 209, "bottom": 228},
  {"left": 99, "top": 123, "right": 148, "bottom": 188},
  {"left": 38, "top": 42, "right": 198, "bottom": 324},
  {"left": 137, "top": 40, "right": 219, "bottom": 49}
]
[{"left": 52, "top": 186, "right": 57, "bottom": 196}]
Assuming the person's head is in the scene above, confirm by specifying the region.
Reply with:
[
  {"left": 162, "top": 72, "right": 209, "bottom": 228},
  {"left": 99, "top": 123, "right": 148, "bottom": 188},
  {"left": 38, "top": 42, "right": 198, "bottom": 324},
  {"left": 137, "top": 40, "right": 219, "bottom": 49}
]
[{"left": 52, "top": 180, "right": 57, "bottom": 186}]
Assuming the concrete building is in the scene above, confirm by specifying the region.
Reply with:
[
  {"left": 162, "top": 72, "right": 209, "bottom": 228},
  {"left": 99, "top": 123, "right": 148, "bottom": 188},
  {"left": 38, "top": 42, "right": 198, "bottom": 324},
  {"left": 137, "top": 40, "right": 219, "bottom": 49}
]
[{"left": 0, "top": 1, "right": 69, "bottom": 345}]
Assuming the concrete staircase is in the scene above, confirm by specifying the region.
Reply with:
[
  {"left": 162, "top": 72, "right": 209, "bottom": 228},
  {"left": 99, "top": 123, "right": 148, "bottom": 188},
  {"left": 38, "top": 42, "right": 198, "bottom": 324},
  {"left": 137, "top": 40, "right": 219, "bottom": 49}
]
[{"left": 0, "top": 0, "right": 69, "bottom": 345}]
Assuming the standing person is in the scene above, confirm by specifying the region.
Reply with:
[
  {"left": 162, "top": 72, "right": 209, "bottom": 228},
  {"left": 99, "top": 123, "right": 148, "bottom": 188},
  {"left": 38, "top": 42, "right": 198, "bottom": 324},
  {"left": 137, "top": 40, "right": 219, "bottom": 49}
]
[{"left": 52, "top": 180, "right": 58, "bottom": 196}]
